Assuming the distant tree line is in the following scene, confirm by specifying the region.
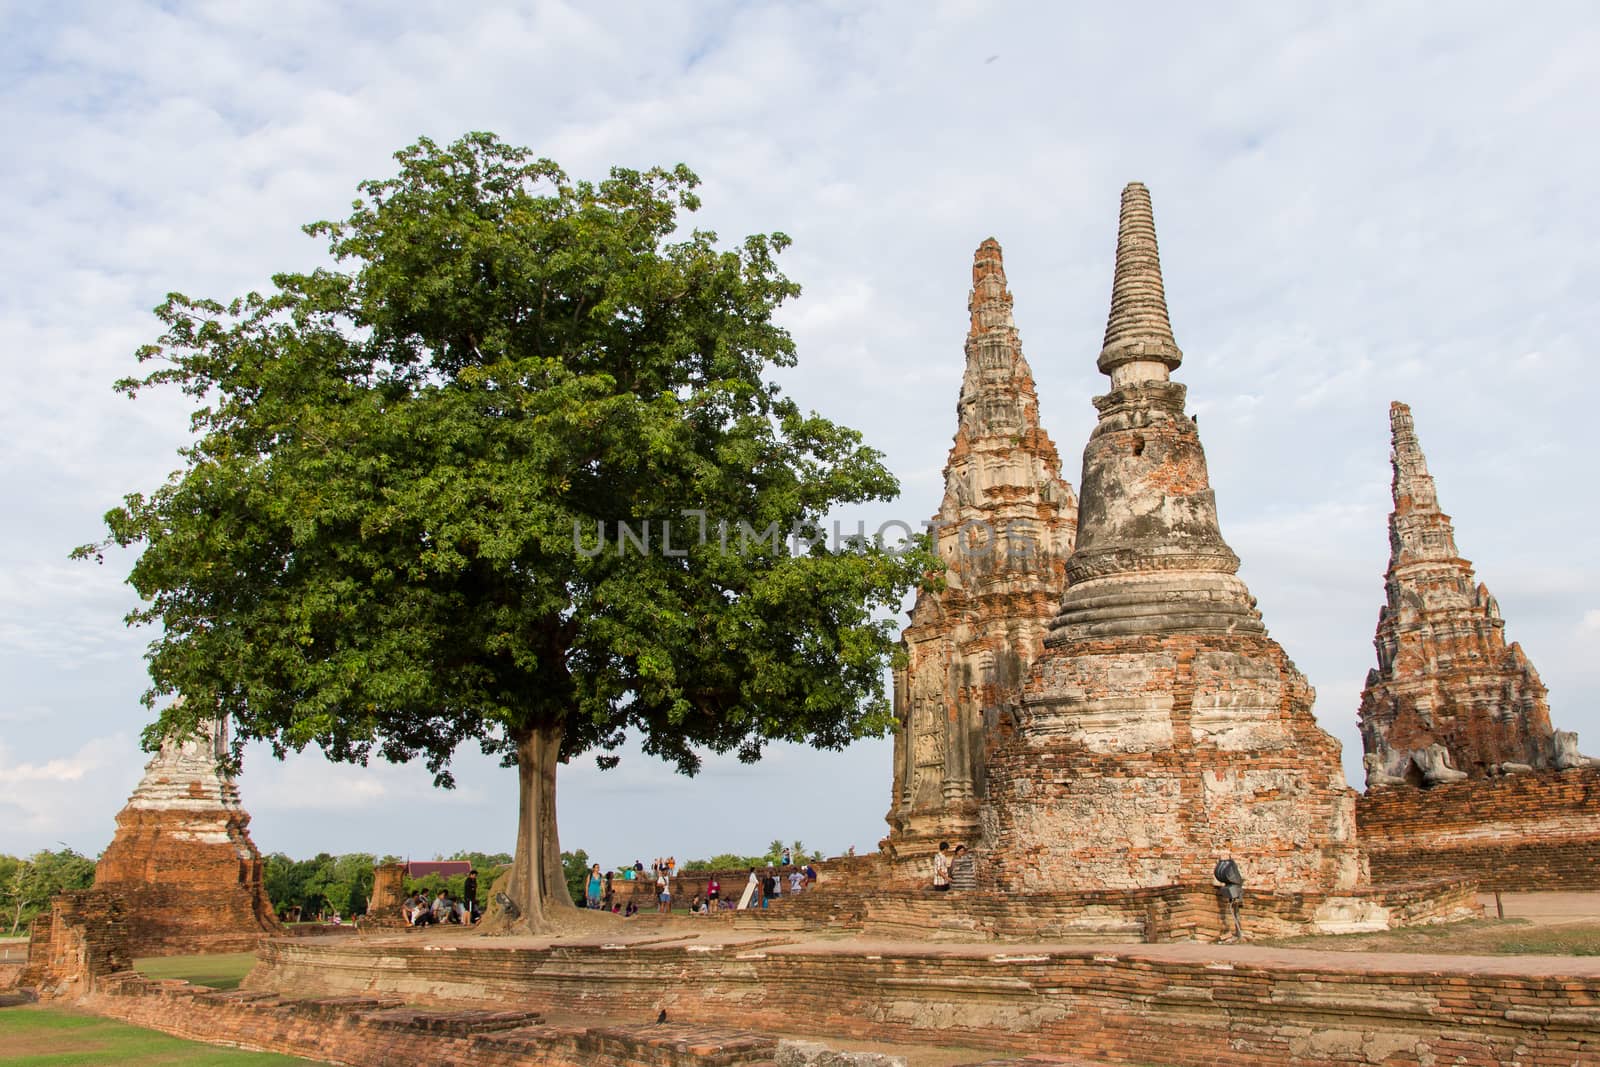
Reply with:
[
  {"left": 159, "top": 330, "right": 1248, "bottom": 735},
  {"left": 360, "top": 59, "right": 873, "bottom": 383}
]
[
  {"left": 262, "top": 850, "right": 514, "bottom": 920},
  {"left": 0, "top": 841, "right": 828, "bottom": 934},
  {"left": 0, "top": 849, "right": 97, "bottom": 936}
]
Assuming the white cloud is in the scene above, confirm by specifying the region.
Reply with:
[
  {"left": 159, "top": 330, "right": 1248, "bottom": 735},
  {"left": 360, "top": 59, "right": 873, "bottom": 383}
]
[{"left": 0, "top": 734, "right": 140, "bottom": 852}]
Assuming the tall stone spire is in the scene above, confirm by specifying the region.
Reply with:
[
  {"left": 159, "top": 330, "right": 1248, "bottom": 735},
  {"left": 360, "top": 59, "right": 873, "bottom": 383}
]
[
  {"left": 1097, "top": 182, "right": 1183, "bottom": 386},
  {"left": 1359, "top": 402, "right": 1585, "bottom": 784},
  {"left": 981, "top": 185, "right": 1363, "bottom": 901},
  {"left": 1049, "top": 183, "right": 1259, "bottom": 641},
  {"left": 1386, "top": 401, "right": 1460, "bottom": 566},
  {"left": 884, "top": 238, "right": 1078, "bottom": 862}
]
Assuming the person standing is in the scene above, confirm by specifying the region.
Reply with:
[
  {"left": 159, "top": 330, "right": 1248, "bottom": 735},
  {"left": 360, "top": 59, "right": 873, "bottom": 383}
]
[
  {"left": 462, "top": 869, "right": 479, "bottom": 921},
  {"left": 707, "top": 874, "right": 720, "bottom": 909},
  {"left": 1214, "top": 846, "right": 1245, "bottom": 941},
  {"left": 932, "top": 841, "right": 952, "bottom": 892},
  {"left": 587, "top": 863, "right": 603, "bottom": 909},
  {"left": 656, "top": 867, "right": 672, "bottom": 914},
  {"left": 602, "top": 870, "right": 615, "bottom": 911}
]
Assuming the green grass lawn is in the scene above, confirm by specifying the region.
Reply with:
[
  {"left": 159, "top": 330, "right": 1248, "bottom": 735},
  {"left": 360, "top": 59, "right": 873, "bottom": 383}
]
[
  {"left": 0, "top": 1005, "right": 320, "bottom": 1064},
  {"left": 132, "top": 954, "right": 258, "bottom": 992}
]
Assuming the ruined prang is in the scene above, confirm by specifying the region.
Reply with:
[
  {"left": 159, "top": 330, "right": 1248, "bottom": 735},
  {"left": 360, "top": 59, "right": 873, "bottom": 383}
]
[
  {"left": 981, "top": 183, "right": 1363, "bottom": 895},
  {"left": 1358, "top": 402, "right": 1591, "bottom": 785},
  {"left": 884, "top": 238, "right": 1078, "bottom": 860},
  {"left": 92, "top": 717, "right": 280, "bottom": 953}
]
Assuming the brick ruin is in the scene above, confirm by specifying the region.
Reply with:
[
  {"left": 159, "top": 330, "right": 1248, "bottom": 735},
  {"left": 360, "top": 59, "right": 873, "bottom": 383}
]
[
  {"left": 1359, "top": 765, "right": 1600, "bottom": 890},
  {"left": 884, "top": 238, "right": 1077, "bottom": 862},
  {"left": 980, "top": 183, "right": 1365, "bottom": 902},
  {"left": 1358, "top": 401, "right": 1592, "bottom": 785},
  {"left": 1354, "top": 401, "right": 1599, "bottom": 888},
  {"left": 199, "top": 929, "right": 1597, "bottom": 1067},
  {"left": 23, "top": 718, "right": 280, "bottom": 986}
]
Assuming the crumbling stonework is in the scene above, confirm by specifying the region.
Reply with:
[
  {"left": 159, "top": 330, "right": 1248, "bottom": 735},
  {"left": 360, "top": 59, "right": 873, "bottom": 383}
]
[
  {"left": 234, "top": 932, "right": 1600, "bottom": 1067},
  {"left": 90, "top": 718, "right": 279, "bottom": 955},
  {"left": 365, "top": 862, "right": 408, "bottom": 926},
  {"left": 884, "top": 239, "right": 1077, "bottom": 861},
  {"left": 1359, "top": 402, "right": 1590, "bottom": 784},
  {"left": 1358, "top": 765, "right": 1600, "bottom": 889},
  {"left": 981, "top": 183, "right": 1363, "bottom": 897},
  {"left": 18, "top": 890, "right": 132, "bottom": 999}
]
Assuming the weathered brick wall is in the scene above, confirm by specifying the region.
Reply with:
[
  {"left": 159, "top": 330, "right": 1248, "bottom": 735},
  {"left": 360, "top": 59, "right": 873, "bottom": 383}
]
[
  {"left": 90, "top": 979, "right": 784, "bottom": 1067},
  {"left": 987, "top": 630, "right": 1365, "bottom": 897},
  {"left": 18, "top": 890, "right": 133, "bottom": 999},
  {"left": 1358, "top": 767, "right": 1600, "bottom": 890},
  {"left": 238, "top": 935, "right": 1600, "bottom": 1066},
  {"left": 845, "top": 880, "right": 1479, "bottom": 943}
]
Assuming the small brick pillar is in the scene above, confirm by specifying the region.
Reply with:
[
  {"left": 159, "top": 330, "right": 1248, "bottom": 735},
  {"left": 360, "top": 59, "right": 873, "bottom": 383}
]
[{"left": 367, "top": 863, "right": 407, "bottom": 924}]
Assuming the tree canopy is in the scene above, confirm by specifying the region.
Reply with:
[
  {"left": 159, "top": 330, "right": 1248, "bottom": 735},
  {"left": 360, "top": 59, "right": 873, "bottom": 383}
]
[{"left": 80, "top": 132, "right": 927, "bottom": 928}]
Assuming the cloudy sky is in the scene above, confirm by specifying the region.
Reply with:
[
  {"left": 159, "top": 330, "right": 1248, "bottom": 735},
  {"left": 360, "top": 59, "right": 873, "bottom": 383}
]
[{"left": 3, "top": 2, "right": 1596, "bottom": 871}]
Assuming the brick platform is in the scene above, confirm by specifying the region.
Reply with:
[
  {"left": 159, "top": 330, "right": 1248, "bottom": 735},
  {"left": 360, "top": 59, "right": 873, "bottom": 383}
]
[
  {"left": 1358, "top": 767, "right": 1600, "bottom": 890},
  {"left": 234, "top": 929, "right": 1600, "bottom": 1066}
]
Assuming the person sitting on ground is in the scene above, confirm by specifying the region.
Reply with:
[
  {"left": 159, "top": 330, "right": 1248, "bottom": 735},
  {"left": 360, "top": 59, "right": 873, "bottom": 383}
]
[
  {"left": 624, "top": 900, "right": 638, "bottom": 917},
  {"left": 431, "top": 890, "right": 450, "bottom": 922},
  {"left": 451, "top": 896, "right": 471, "bottom": 924},
  {"left": 611, "top": 902, "right": 622, "bottom": 914},
  {"left": 689, "top": 893, "right": 703, "bottom": 915}
]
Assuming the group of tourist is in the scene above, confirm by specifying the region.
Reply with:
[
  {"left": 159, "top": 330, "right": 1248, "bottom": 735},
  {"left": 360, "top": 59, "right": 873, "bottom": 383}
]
[
  {"left": 574, "top": 853, "right": 821, "bottom": 916},
  {"left": 931, "top": 842, "right": 972, "bottom": 891},
  {"left": 403, "top": 889, "right": 477, "bottom": 926},
  {"left": 403, "top": 868, "right": 481, "bottom": 927}
]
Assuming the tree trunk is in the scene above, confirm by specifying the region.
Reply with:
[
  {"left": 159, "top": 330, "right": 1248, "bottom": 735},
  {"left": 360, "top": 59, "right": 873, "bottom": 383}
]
[{"left": 486, "top": 721, "right": 570, "bottom": 933}]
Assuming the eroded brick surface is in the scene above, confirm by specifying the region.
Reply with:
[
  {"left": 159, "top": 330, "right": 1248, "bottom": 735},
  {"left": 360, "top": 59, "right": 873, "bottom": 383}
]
[
  {"left": 884, "top": 238, "right": 1078, "bottom": 864},
  {"left": 981, "top": 184, "right": 1362, "bottom": 903},
  {"left": 220, "top": 934, "right": 1600, "bottom": 1067},
  {"left": 1359, "top": 402, "right": 1591, "bottom": 785},
  {"left": 1358, "top": 766, "right": 1600, "bottom": 889}
]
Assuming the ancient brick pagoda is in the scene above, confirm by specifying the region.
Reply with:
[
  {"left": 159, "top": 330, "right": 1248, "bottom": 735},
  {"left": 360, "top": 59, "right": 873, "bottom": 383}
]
[
  {"left": 1358, "top": 402, "right": 1591, "bottom": 786},
  {"left": 884, "top": 238, "right": 1078, "bottom": 861},
  {"left": 981, "top": 183, "right": 1364, "bottom": 897},
  {"left": 92, "top": 717, "right": 280, "bottom": 954}
]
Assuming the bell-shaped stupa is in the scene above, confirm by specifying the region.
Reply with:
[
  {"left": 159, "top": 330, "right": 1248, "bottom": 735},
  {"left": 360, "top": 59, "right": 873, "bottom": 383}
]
[{"left": 980, "top": 184, "right": 1364, "bottom": 896}]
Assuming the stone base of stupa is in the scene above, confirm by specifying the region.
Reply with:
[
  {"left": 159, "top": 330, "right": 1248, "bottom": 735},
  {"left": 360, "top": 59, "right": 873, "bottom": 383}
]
[
  {"left": 980, "top": 631, "right": 1366, "bottom": 899},
  {"left": 880, "top": 801, "right": 981, "bottom": 866}
]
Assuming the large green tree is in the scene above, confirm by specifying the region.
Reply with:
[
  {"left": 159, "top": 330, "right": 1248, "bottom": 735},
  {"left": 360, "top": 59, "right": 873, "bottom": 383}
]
[{"left": 80, "top": 133, "right": 925, "bottom": 930}]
